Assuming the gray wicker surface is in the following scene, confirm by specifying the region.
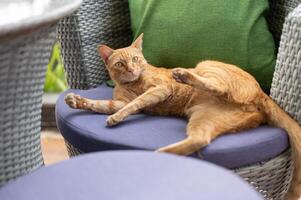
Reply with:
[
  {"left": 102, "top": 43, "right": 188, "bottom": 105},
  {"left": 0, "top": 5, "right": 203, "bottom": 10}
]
[
  {"left": 57, "top": 0, "right": 301, "bottom": 199},
  {"left": 235, "top": 150, "right": 293, "bottom": 200},
  {"left": 65, "top": 140, "right": 293, "bottom": 200},
  {"left": 57, "top": 0, "right": 132, "bottom": 89},
  {"left": 271, "top": 4, "right": 301, "bottom": 124},
  {"left": 65, "top": 140, "right": 83, "bottom": 156},
  {"left": 0, "top": 25, "right": 56, "bottom": 186},
  {"left": 56, "top": 0, "right": 301, "bottom": 89},
  {"left": 267, "top": 0, "right": 301, "bottom": 45}
]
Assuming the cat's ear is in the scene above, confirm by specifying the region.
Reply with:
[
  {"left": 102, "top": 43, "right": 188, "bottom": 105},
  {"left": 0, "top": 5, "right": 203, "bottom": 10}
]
[
  {"left": 131, "top": 33, "right": 144, "bottom": 50},
  {"left": 98, "top": 45, "right": 114, "bottom": 64}
]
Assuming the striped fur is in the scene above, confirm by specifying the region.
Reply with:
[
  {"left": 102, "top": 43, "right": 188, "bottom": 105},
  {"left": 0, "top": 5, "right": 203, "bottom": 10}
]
[{"left": 65, "top": 35, "right": 301, "bottom": 200}]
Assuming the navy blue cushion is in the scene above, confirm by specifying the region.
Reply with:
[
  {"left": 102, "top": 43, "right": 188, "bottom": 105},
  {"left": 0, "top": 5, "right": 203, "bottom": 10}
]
[
  {"left": 0, "top": 151, "right": 263, "bottom": 200},
  {"left": 56, "top": 84, "right": 289, "bottom": 168}
]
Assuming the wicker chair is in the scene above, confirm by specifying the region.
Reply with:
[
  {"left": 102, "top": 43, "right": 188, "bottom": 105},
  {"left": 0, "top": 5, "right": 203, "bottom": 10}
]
[
  {"left": 0, "top": 25, "right": 56, "bottom": 187},
  {"left": 56, "top": 0, "right": 301, "bottom": 199},
  {"left": 0, "top": 0, "right": 82, "bottom": 187}
]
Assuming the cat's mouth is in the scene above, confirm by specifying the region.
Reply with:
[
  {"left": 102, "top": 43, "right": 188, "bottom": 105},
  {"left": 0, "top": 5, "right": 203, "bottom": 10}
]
[{"left": 122, "top": 68, "right": 144, "bottom": 84}]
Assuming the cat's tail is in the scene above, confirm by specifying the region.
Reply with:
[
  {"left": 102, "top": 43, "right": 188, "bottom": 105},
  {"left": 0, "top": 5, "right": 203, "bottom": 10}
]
[
  {"left": 156, "top": 137, "right": 204, "bottom": 156},
  {"left": 259, "top": 92, "right": 301, "bottom": 200}
]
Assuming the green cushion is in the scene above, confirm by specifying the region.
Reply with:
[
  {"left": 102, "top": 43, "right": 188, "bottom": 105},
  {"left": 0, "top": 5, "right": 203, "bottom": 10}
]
[{"left": 129, "top": 0, "right": 276, "bottom": 92}]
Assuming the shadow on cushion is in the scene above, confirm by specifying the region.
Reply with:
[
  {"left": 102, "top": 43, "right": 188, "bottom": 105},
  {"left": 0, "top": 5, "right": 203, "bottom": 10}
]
[{"left": 56, "top": 84, "right": 289, "bottom": 168}]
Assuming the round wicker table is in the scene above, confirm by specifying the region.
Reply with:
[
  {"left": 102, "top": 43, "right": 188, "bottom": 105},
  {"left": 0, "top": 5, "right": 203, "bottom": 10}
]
[{"left": 0, "top": 0, "right": 81, "bottom": 186}]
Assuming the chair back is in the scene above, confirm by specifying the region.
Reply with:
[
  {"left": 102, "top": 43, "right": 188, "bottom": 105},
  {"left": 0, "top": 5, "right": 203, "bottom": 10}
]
[
  {"left": 267, "top": 0, "right": 301, "bottom": 45},
  {"left": 57, "top": 0, "right": 132, "bottom": 89}
]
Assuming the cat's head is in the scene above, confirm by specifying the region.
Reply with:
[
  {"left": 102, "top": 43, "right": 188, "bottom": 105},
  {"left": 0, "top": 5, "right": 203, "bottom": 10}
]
[{"left": 98, "top": 34, "right": 147, "bottom": 84}]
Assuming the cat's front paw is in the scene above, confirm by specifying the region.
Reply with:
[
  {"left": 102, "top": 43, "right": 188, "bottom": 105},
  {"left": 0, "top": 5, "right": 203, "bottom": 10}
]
[
  {"left": 172, "top": 68, "right": 191, "bottom": 84},
  {"left": 65, "top": 93, "right": 88, "bottom": 109},
  {"left": 106, "top": 114, "right": 123, "bottom": 126}
]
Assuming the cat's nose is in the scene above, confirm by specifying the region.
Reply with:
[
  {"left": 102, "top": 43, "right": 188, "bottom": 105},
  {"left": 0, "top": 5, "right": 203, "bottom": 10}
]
[{"left": 126, "top": 67, "right": 134, "bottom": 73}]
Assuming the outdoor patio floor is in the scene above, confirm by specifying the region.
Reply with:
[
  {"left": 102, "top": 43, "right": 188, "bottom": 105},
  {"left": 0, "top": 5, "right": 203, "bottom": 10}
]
[{"left": 41, "top": 128, "right": 68, "bottom": 165}]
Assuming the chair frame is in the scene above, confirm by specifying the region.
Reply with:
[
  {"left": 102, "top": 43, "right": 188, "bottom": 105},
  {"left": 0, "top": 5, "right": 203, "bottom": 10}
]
[{"left": 57, "top": 0, "right": 301, "bottom": 199}]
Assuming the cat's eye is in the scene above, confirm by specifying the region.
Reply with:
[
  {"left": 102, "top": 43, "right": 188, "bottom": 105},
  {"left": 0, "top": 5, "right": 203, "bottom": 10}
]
[
  {"left": 114, "top": 62, "right": 123, "bottom": 67},
  {"left": 132, "top": 56, "right": 139, "bottom": 62}
]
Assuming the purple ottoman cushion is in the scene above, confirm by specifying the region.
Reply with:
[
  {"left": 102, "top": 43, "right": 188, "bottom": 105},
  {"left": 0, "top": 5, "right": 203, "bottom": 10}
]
[
  {"left": 0, "top": 151, "right": 263, "bottom": 200},
  {"left": 56, "top": 85, "right": 289, "bottom": 168}
]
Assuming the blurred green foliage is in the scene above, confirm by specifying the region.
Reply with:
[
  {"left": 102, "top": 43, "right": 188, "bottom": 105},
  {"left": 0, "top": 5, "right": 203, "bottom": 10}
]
[{"left": 44, "top": 43, "right": 67, "bottom": 93}]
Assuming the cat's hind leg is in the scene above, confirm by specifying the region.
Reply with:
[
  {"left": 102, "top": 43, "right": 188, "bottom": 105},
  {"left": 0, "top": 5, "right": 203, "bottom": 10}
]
[
  {"left": 172, "top": 68, "right": 227, "bottom": 96},
  {"left": 173, "top": 61, "right": 263, "bottom": 104},
  {"left": 156, "top": 112, "right": 221, "bottom": 155},
  {"left": 65, "top": 93, "right": 127, "bottom": 114},
  {"left": 157, "top": 108, "right": 263, "bottom": 155}
]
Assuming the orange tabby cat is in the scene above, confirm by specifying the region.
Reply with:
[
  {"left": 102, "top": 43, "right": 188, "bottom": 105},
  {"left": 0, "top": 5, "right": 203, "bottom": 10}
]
[{"left": 65, "top": 34, "right": 301, "bottom": 200}]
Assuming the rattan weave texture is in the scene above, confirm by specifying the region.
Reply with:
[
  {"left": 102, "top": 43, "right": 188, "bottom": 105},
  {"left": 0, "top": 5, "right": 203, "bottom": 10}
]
[
  {"left": 57, "top": 0, "right": 132, "bottom": 89},
  {"left": 235, "top": 150, "right": 293, "bottom": 200},
  {"left": 65, "top": 140, "right": 83, "bottom": 156},
  {"left": 57, "top": 1, "right": 301, "bottom": 199},
  {"left": 0, "top": 25, "right": 57, "bottom": 186},
  {"left": 271, "top": 4, "right": 301, "bottom": 124},
  {"left": 57, "top": 0, "right": 301, "bottom": 90},
  {"left": 268, "top": 0, "right": 301, "bottom": 45}
]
